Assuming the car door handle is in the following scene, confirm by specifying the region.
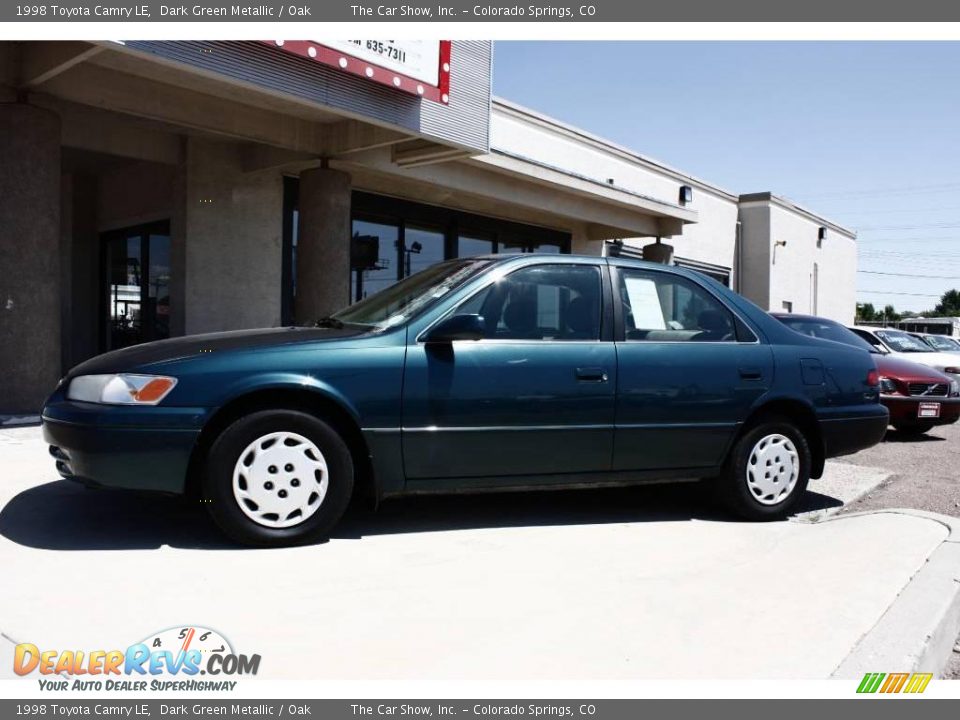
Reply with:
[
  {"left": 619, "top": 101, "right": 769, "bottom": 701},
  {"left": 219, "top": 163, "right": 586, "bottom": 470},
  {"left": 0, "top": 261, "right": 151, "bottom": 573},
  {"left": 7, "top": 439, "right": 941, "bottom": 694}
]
[
  {"left": 739, "top": 367, "right": 763, "bottom": 380},
  {"left": 575, "top": 367, "right": 608, "bottom": 383}
]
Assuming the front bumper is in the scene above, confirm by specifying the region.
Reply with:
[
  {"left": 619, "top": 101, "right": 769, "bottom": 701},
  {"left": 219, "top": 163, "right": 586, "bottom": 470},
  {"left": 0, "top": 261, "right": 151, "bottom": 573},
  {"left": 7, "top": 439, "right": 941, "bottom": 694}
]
[
  {"left": 883, "top": 395, "right": 960, "bottom": 425},
  {"left": 819, "top": 405, "right": 890, "bottom": 459},
  {"left": 41, "top": 399, "right": 211, "bottom": 494}
]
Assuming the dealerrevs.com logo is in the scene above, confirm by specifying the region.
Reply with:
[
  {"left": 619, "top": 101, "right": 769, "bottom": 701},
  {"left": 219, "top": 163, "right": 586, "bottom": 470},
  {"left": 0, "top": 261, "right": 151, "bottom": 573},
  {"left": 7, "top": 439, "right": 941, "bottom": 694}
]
[{"left": 14, "top": 626, "right": 261, "bottom": 692}]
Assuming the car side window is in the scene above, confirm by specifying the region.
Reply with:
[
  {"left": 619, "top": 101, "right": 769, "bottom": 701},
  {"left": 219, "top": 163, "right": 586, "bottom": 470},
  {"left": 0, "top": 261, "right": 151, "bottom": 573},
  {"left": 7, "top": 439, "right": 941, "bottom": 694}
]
[
  {"left": 850, "top": 328, "right": 885, "bottom": 351},
  {"left": 618, "top": 269, "right": 737, "bottom": 342},
  {"left": 453, "top": 264, "right": 602, "bottom": 341}
]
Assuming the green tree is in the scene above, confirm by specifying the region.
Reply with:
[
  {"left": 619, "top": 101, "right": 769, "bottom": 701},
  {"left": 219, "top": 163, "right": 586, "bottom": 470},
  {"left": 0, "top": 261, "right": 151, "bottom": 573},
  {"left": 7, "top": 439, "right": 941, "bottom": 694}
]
[
  {"left": 883, "top": 305, "right": 901, "bottom": 321},
  {"left": 857, "top": 303, "right": 877, "bottom": 322},
  {"left": 933, "top": 289, "right": 960, "bottom": 317}
]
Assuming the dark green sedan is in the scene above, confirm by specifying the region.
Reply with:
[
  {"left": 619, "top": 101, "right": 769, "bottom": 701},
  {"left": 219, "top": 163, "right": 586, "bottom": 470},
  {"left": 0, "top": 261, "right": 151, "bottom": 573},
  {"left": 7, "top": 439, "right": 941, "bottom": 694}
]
[{"left": 42, "top": 254, "right": 888, "bottom": 546}]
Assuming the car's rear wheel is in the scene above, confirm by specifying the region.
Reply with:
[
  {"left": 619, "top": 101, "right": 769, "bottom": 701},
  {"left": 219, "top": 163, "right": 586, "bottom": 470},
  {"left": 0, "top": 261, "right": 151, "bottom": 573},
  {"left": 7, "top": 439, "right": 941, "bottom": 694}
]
[
  {"left": 716, "top": 418, "right": 810, "bottom": 521},
  {"left": 203, "top": 410, "right": 353, "bottom": 546}
]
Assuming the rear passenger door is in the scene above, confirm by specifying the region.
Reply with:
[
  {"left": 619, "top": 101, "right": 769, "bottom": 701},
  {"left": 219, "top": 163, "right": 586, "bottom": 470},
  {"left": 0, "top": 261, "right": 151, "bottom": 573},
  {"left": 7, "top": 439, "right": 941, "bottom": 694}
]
[{"left": 611, "top": 265, "right": 773, "bottom": 471}]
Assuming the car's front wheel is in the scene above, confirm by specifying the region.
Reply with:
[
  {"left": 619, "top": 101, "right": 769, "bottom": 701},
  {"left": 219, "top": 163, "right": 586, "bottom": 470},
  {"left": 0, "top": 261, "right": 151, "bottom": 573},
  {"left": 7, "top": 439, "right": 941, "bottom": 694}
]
[
  {"left": 203, "top": 409, "right": 354, "bottom": 546},
  {"left": 717, "top": 418, "right": 810, "bottom": 521}
]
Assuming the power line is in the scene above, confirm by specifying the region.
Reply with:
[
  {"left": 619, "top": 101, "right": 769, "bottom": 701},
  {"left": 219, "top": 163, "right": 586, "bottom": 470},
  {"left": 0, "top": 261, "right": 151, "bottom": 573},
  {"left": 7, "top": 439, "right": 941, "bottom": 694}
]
[
  {"left": 856, "top": 222, "right": 960, "bottom": 232},
  {"left": 858, "top": 270, "right": 960, "bottom": 280},
  {"left": 796, "top": 181, "right": 960, "bottom": 200},
  {"left": 857, "top": 290, "right": 942, "bottom": 297},
  {"left": 857, "top": 240, "right": 960, "bottom": 245}
]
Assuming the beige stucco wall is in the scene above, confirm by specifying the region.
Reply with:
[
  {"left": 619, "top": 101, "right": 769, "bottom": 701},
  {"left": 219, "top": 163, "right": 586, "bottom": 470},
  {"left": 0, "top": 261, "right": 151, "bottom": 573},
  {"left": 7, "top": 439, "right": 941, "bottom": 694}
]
[
  {"left": 738, "top": 203, "right": 772, "bottom": 310},
  {"left": 620, "top": 188, "right": 740, "bottom": 279},
  {"left": 490, "top": 104, "right": 727, "bottom": 220},
  {"left": 739, "top": 199, "right": 857, "bottom": 324},
  {"left": 183, "top": 138, "right": 284, "bottom": 334},
  {"left": 767, "top": 205, "right": 856, "bottom": 323},
  {"left": 489, "top": 102, "right": 740, "bottom": 279}
]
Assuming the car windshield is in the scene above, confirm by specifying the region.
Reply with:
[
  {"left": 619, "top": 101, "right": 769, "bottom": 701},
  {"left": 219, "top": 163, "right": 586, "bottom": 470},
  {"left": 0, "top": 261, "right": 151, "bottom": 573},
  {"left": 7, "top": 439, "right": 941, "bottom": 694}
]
[
  {"left": 777, "top": 316, "right": 878, "bottom": 353},
  {"left": 922, "top": 334, "right": 960, "bottom": 352},
  {"left": 332, "top": 259, "right": 493, "bottom": 330},
  {"left": 875, "top": 329, "right": 933, "bottom": 353}
]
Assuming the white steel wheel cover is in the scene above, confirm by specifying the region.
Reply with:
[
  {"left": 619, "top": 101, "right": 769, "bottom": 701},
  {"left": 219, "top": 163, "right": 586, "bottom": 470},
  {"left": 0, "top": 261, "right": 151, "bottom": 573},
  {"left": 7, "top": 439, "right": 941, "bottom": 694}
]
[
  {"left": 232, "top": 431, "right": 329, "bottom": 529},
  {"left": 745, "top": 433, "right": 800, "bottom": 506}
]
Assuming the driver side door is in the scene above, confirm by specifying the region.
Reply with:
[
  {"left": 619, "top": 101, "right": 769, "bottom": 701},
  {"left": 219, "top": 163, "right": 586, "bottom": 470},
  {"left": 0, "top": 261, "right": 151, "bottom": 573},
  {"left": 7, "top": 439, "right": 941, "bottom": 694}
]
[{"left": 401, "top": 261, "right": 617, "bottom": 485}]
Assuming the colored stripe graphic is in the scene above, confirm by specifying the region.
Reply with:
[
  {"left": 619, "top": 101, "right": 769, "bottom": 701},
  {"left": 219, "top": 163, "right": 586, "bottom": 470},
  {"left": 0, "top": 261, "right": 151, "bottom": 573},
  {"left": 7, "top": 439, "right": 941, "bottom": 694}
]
[
  {"left": 857, "top": 673, "right": 885, "bottom": 693},
  {"left": 857, "top": 672, "right": 932, "bottom": 694},
  {"left": 904, "top": 674, "right": 933, "bottom": 694}
]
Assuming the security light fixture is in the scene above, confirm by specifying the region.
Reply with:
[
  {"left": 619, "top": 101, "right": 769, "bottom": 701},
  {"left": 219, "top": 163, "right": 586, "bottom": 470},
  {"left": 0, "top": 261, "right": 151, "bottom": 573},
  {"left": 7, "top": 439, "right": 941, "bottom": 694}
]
[{"left": 679, "top": 185, "right": 693, "bottom": 205}]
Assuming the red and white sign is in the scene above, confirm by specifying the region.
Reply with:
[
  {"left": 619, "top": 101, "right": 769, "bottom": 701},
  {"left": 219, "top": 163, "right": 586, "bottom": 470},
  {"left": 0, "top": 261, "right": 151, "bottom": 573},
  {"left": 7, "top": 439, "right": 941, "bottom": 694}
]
[{"left": 265, "top": 40, "right": 451, "bottom": 104}]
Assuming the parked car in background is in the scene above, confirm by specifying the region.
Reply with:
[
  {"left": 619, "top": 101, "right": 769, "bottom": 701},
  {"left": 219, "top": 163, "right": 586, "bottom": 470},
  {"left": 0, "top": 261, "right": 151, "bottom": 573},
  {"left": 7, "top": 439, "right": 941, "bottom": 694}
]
[
  {"left": 42, "top": 255, "right": 889, "bottom": 546},
  {"left": 776, "top": 315, "right": 960, "bottom": 436},
  {"left": 911, "top": 332, "right": 960, "bottom": 355},
  {"left": 849, "top": 326, "right": 960, "bottom": 383}
]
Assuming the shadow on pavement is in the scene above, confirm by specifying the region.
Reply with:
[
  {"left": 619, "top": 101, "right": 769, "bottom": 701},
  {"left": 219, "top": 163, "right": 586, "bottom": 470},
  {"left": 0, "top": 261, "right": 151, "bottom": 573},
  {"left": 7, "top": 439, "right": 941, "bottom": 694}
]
[
  {"left": 883, "top": 429, "right": 947, "bottom": 443},
  {"left": 0, "top": 480, "right": 234, "bottom": 551},
  {"left": 0, "top": 478, "right": 848, "bottom": 551}
]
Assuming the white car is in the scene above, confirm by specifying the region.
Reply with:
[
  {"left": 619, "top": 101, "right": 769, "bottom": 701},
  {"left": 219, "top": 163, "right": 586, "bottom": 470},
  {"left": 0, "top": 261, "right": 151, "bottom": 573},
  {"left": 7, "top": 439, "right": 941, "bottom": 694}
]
[
  {"left": 850, "top": 326, "right": 960, "bottom": 381},
  {"left": 911, "top": 332, "right": 960, "bottom": 356}
]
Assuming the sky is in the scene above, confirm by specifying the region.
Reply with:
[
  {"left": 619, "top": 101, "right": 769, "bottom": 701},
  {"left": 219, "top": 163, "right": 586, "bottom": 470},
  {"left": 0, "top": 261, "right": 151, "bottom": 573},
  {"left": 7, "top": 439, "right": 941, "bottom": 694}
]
[{"left": 492, "top": 41, "right": 960, "bottom": 314}]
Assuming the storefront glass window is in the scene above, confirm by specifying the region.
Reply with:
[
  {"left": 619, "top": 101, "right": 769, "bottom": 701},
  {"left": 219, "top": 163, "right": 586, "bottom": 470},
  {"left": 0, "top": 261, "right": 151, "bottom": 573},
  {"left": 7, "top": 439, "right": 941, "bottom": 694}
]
[
  {"left": 404, "top": 225, "right": 445, "bottom": 278},
  {"left": 458, "top": 234, "right": 495, "bottom": 258},
  {"left": 286, "top": 186, "right": 572, "bottom": 316},
  {"left": 351, "top": 220, "right": 399, "bottom": 303},
  {"left": 101, "top": 221, "right": 171, "bottom": 351}
]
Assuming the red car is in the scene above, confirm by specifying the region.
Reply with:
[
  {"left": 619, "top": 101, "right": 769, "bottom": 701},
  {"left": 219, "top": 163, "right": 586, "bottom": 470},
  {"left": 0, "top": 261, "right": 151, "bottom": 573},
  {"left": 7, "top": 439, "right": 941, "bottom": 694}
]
[{"left": 774, "top": 314, "right": 960, "bottom": 435}]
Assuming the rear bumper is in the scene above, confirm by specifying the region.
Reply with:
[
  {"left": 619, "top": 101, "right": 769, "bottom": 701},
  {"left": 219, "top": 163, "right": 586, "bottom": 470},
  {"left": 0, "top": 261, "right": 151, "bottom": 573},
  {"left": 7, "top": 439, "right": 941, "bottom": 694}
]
[
  {"left": 819, "top": 405, "right": 890, "bottom": 459},
  {"left": 883, "top": 396, "right": 960, "bottom": 426},
  {"left": 41, "top": 399, "right": 209, "bottom": 494}
]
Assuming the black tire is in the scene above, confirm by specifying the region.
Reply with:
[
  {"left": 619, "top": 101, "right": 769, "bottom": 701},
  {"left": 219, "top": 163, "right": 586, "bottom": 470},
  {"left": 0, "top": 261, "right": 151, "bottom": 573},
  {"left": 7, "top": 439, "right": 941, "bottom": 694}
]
[
  {"left": 716, "top": 417, "right": 811, "bottom": 521},
  {"left": 892, "top": 423, "right": 932, "bottom": 436},
  {"left": 203, "top": 409, "right": 354, "bottom": 547}
]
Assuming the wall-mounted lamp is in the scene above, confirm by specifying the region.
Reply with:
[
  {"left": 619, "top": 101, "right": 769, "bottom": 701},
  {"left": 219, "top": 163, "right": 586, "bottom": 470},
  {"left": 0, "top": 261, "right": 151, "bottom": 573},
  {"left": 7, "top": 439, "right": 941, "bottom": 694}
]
[
  {"left": 774, "top": 239, "right": 788, "bottom": 248},
  {"left": 679, "top": 185, "right": 693, "bottom": 205},
  {"left": 817, "top": 226, "right": 827, "bottom": 248}
]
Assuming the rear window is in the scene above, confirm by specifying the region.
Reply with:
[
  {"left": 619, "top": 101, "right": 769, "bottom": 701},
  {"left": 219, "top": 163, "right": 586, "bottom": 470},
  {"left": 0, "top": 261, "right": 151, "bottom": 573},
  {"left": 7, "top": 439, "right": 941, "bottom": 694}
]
[{"left": 777, "top": 317, "right": 876, "bottom": 353}]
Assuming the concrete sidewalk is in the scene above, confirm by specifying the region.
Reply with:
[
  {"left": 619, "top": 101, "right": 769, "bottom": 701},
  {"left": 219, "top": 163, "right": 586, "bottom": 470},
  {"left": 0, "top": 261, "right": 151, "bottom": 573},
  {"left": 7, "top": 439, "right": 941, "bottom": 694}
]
[{"left": 1, "top": 425, "right": 957, "bottom": 680}]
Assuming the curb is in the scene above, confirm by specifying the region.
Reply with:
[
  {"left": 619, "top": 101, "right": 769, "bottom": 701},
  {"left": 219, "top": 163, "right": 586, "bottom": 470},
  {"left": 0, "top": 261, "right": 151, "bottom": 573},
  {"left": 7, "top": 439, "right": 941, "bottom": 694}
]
[{"left": 831, "top": 508, "right": 960, "bottom": 678}]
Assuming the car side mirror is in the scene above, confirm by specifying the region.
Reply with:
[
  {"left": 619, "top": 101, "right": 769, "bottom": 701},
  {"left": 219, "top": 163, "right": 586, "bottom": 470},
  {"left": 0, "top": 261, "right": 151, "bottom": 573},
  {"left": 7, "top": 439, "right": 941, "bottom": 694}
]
[{"left": 424, "top": 314, "right": 485, "bottom": 343}]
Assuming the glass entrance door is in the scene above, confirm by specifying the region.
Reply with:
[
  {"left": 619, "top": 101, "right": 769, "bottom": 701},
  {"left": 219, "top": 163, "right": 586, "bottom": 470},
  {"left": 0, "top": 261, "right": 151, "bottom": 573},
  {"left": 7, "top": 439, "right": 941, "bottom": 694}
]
[{"left": 101, "top": 221, "right": 171, "bottom": 351}]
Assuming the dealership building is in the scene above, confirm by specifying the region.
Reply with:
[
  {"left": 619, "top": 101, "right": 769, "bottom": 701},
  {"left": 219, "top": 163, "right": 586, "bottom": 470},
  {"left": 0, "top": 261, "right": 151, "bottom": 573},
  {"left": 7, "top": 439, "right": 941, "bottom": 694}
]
[{"left": 0, "top": 40, "right": 856, "bottom": 413}]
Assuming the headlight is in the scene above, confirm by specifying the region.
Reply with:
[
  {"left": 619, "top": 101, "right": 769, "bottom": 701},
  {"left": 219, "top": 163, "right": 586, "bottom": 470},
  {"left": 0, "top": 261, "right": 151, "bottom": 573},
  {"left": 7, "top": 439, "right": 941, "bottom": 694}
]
[
  {"left": 879, "top": 377, "right": 898, "bottom": 394},
  {"left": 67, "top": 374, "right": 178, "bottom": 405},
  {"left": 951, "top": 380, "right": 960, "bottom": 398}
]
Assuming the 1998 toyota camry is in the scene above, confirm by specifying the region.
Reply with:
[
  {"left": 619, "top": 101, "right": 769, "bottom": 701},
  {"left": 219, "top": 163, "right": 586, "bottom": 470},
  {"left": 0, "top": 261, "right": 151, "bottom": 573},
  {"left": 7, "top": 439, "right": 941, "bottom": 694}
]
[{"left": 42, "top": 255, "right": 888, "bottom": 546}]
